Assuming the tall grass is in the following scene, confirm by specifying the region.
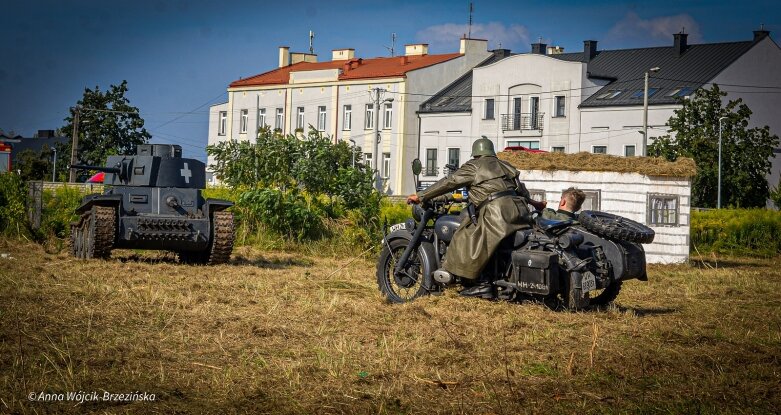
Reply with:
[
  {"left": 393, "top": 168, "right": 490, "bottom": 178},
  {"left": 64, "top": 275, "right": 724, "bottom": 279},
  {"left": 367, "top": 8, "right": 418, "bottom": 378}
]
[{"left": 691, "top": 208, "right": 781, "bottom": 257}]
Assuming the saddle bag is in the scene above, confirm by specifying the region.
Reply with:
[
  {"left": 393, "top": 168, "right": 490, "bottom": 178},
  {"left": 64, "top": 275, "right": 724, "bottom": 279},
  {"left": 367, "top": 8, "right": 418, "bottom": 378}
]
[{"left": 511, "top": 250, "right": 559, "bottom": 295}]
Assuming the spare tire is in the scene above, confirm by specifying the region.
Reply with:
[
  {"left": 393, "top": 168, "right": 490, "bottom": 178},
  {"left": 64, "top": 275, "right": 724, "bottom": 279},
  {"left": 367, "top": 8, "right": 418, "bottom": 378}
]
[{"left": 577, "top": 210, "right": 655, "bottom": 244}]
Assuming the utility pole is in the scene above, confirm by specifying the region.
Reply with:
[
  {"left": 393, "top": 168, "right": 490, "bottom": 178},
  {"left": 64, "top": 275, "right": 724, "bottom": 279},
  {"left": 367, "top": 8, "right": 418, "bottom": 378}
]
[
  {"left": 370, "top": 88, "right": 393, "bottom": 192},
  {"left": 68, "top": 107, "right": 80, "bottom": 183},
  {"left": 52, "top": 147, "right": 57, "bottom": 182},
  {"left": 641, "top": 67, "right": 660, "bottom": 156},
  {"left": 718, "top": 116, "right": 728, "bottom": 209}
]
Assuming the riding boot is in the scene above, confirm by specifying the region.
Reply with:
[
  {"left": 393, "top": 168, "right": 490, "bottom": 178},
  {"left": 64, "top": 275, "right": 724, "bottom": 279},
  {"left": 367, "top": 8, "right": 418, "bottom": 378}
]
[{"left": 459, "top": 275, "right": 494, "bottom": 299}]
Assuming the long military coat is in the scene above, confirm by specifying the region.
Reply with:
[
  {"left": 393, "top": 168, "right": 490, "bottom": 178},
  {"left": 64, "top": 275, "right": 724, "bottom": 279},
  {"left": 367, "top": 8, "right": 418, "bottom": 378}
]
[{"left": 418, "top": 155, "right": 531, "bottom": 279}]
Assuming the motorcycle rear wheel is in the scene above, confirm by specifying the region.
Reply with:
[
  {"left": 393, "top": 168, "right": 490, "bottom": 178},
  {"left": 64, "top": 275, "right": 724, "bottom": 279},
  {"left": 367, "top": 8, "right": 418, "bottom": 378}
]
[
  {"left": 588, "top": 280, "right": 623, "bottom": 307},
  {"left": 564, "top": 271, "right": 590, "bottom": 311},
  {"left": 376, "top": 239, "right": 430, "bottom": 303}
]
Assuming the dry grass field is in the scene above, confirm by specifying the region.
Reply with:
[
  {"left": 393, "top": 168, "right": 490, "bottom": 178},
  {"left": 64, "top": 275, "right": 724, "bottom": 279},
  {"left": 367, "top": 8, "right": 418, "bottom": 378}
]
[{"left": 1, "top": 238, "right": 780, "bottom": 414}]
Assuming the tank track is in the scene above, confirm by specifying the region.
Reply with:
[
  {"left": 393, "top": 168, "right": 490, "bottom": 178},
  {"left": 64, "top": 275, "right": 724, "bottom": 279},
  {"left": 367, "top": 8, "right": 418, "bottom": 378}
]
[
  {"left": 70, "top": 206, "right": 116, "bottom": 259},
  {"left": 207, "top": 211, "right": 234, "bottom": 264},
  {"left": 178, "top": 211, "right": 234, "bottom": 265}
]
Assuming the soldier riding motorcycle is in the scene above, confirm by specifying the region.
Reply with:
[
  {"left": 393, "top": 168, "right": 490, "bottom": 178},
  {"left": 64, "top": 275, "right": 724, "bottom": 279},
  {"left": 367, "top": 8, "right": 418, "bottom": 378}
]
[{"left": 376, "top": 138, "right": 655, "bottom": 309}]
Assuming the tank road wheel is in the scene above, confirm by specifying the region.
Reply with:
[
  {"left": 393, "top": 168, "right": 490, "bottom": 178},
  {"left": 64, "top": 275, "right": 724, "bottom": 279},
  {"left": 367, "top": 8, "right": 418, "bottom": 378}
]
[
  {"left": 80, "top": 206, "right": 116, "bottom": 260},
  {"left": 178, "top": 211, "right": 235, "bottom": 265}
]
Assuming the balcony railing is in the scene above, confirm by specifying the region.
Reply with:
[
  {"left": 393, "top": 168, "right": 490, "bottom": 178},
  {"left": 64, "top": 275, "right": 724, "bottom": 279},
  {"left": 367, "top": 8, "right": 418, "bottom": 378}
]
[{"left": 501, "top": 112, "right": 544, "bottom": 132}]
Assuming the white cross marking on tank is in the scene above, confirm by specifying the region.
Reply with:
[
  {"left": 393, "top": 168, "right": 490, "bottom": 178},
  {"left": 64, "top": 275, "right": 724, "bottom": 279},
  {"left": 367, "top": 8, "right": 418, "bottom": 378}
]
[{"left": 180, "top": 163, "right": 192, "bottom": 184}]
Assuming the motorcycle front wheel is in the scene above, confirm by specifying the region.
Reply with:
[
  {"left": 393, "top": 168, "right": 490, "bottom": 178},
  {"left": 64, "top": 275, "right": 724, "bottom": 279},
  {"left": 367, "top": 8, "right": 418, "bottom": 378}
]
[{"left": 376, "top": 238, "right": 431, "bottom": 303}]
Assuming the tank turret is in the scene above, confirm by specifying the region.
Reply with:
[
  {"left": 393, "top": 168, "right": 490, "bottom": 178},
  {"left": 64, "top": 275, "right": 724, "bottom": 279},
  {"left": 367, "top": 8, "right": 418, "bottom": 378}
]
[{"left": 68, "top": 143, "right": 234, "bottom": 264}]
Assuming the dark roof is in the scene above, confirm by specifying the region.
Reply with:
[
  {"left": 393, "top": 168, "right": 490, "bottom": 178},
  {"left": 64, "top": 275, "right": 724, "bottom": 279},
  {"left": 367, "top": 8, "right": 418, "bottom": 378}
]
[
  {"left": 551, "top": 41, "right": 756, "bottom": 107},
  {"left": 10, "top": 136, "right": 69, "bottom": 159},
  {"left": 419, "top": 50, "right": 514, "bottom": 113}
]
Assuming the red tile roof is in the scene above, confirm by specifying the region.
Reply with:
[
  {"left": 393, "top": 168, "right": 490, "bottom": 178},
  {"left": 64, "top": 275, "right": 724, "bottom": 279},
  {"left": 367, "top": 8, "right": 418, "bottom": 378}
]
[{"left": 229, "top": 53, "right": 462, "bottom": 88}]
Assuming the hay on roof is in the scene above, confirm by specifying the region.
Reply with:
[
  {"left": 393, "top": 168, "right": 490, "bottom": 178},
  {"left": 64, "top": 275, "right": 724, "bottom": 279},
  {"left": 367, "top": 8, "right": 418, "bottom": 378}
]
[{"left": 497, "top": 151, "right": 697, "bottom": 177}]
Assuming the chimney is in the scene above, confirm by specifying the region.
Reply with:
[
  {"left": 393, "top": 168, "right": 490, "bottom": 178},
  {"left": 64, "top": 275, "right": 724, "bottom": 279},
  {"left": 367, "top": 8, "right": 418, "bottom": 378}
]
[
  {"left": 547, "top": 45, "right": 564, "bottom": 55},
  {"left": 405, "top": 43, "right": 429, "bottom": 56},
  {"left": 278, "top": 46, "right": 290, "bottom": 67},
  {"left": 459, "top": 38, "right": 488, "bottom": 54},
  {"left": 37, "top": 130, "right": 55, "bottom": 138},
  {"left": 332, "top": 48, "right": 355, "bottom": 61},
  {"left": 291, "top": 52, "right": 318, "bottom": 64},
  {"left": 583, "top": 40, "right": 598, "bottom": 61},
  {"left": 754, "top": 29, "right": 770, "bottom": 43},
  {"left": 531, "top": 42, "right": 547, "bottom": 55},
  {"left": 673, "top": 32, "right": 688, "bottom": 57}
]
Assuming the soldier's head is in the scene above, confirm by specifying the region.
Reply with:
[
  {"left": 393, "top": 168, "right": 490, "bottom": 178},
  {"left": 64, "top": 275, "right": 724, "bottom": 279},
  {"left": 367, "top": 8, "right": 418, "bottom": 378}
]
[
  {"left": 559, "top": 187, "right": 586, "bottom": 212},
  {"left": 471, "top": 136, "right": 496, "bottom": 158}
]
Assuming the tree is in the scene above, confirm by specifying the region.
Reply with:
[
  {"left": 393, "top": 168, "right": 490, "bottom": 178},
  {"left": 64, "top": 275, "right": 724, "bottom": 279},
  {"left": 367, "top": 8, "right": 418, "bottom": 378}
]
[
  {"left": 649, "top": 85, "right": 779, "bottom": 208},
  {"left": 15, "top": 147, "right": 54, "bottom": 181},
  {"left": 57, "top": 81, "right": 150, "bottom": 172}
]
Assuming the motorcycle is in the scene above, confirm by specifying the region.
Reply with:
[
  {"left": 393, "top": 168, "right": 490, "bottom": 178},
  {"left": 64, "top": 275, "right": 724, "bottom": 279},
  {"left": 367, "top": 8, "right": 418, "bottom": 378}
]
[{"left": 375, "top": 159, "right": 655, "bottom": 310}]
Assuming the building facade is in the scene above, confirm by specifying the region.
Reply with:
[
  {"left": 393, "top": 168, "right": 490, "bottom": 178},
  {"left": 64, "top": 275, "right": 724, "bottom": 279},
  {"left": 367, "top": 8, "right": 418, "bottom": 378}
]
[
  {"left": 207, "top": 39, "right": 492, "bottom": 194},
  {"left": 418, "top": 31, "right": 781, "bottom": 191}
]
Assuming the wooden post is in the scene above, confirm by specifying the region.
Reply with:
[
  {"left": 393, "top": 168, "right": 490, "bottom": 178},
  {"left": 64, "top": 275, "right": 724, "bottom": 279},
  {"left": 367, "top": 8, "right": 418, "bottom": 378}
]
[{"left": 68, "top": 107, "right": 80, "bottom": 183}]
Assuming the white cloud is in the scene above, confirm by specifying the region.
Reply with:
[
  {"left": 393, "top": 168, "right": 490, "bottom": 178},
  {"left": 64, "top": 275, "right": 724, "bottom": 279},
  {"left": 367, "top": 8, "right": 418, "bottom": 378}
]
[
  {"left": 608, "top": 12, "right": 703, "bottom": 46},
  {"left": 416, "top": 22, "right": 530, "bottom": 52}
]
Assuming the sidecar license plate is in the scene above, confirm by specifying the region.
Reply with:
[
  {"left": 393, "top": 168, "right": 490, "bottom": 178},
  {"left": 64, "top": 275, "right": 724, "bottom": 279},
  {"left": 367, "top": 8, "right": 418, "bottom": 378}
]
[
  {"left": 581, "top": 273, "right": 597, "bottom": 293},
  {"left": 389, "top": 222, "right": 406, "bottom": 233}
]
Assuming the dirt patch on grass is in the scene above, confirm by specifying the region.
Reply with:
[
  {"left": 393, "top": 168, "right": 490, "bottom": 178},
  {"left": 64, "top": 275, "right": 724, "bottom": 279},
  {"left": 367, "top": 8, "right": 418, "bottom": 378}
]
[{"left": 1, "top": 240, "right": 779, "bottom": 414}]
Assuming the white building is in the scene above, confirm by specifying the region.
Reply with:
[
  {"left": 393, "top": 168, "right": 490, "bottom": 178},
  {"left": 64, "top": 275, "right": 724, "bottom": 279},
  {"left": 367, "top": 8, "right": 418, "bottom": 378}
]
[
  {"left": 418, "top": 30, "right": 781, "bottom": 189},
  {"left": 207, "top": 38, "right": 492, "bottom": 194}
]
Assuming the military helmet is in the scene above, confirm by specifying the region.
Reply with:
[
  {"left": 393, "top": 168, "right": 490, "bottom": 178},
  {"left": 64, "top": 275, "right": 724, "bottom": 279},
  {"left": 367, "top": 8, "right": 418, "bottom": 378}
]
[{"left": 471, "top": 136, "right": 496, "bottom": 157}]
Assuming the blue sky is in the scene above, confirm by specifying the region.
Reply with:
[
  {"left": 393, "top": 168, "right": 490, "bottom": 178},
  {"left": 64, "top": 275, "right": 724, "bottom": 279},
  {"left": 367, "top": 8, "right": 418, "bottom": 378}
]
[{"left": 1, "top": 0, "right": 778, "bottom": 161}]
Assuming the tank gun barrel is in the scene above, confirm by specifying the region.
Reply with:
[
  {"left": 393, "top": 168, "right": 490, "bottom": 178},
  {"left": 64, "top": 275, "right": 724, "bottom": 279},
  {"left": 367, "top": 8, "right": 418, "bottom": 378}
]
[{"left": 69, "top": 164, "right": 121, "bottom": 174}]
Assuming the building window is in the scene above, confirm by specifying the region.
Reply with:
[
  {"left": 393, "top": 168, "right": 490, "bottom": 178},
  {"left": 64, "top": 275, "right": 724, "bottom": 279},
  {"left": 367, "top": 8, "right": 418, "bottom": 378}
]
[
  {"left": 365, "top": 104, "right": 374, "bottom": 129},
  {"left": 275, "top": 108, "right": 284, "bottom": 130},
  {"left": 364, "top": 152, "right": 372, "bottom": 167},
  {"left": 667, "top": 87, "right": 695, "bottom": 98},
  {"left": 484, "top": 98, "right": 495, "bottom": 120},
  {"left": 625, "top": 145, "right": 636, "bottom": 157},
  {"left": 258, "top": 108, "right": 267, "bottom": 128},
  {"left": 447, "top": 148, "right": 460, "bottom": 171},
  {"left": 554, "top": 96, "right": 566, "bottom": 117},
  {"left": 552, "top": 146, "right": 565, "bottom": 153},
  {"left": 630, "top": 88, "right": 659, "bottom": 99},
  {"left": 382, "top": 152, "right": 391, "bottom": 178},
  {"left": 592, "top": 145, "right": 607, "bottom": 154},
  {"left": 507, "top": 140, "right": 540, "bottom": 150},
  {"left": 425, "top": 148, "right": 437, "bottom": 176},
  {"left": 296, "top": 107, "right": 305, "bottom": 130},
  {"left": 343, "top": 105, "right": 352, "bottom": 130},
  {"left": 218, "top": 111, "right": 227, "bottom": 135},
  {"left": 240, "top": 109, "right": 248, "bottom": 133},
  {"left": 648, "top": 194, "right": 679, "bottom": 226},
  {"left": 595, "top": 90, "right": 623, "bottom": 100},
  {"left": 383, "top": 103, "right": 392, "bottom": 129},
  {"left": 317, "top": 106, "right": 326, "bottom": 131},
  {"left": 579, "top": 190, "right": 601, "bottom": 211}
]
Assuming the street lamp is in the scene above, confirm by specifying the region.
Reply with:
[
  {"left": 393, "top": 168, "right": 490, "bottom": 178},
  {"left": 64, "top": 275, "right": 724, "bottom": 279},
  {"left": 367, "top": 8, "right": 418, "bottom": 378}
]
[
  {"left": 52, "top": 147, "right": 57, "bottom": 182},
  {"left": 718, "top": 116, "right": 728, "bottom": 209},
  {"left": 642, "top": 67, "right": 661, "bottom": 156}
]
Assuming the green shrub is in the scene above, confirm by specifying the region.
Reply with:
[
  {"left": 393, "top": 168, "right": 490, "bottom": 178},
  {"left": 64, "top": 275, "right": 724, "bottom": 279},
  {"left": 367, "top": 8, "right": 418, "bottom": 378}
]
[
  {"left": 691, "top": 208, "right": 781, "bottom": 257},
  {"left": 380, "top": 199, "right": 411, "bottom": 227},
  {"left": 39, "top": 187, "right": 82, "bottom": 239},
  {"left": 0, "top": 174, "right": 30, "bottom": 237},
  {"left": 237, "top": 188, "right": 323, "bottom": 241}
]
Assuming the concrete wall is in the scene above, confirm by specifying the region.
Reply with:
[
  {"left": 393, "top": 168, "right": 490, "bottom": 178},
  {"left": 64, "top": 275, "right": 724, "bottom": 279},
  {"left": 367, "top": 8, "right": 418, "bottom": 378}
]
[
  {"left": 518, "top": 170, "right": 691, "bottom": 264},
  {"left": 711, "top": 36, "right": 781, "bottom": 194}
]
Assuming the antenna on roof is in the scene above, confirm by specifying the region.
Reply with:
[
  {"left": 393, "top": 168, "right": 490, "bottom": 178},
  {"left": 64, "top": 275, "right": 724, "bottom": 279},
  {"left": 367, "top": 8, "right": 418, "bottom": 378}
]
[
  {"left": 760, "top": 23, "right": 765, "bottom": 30},
  {"left": 384, "top": 33, "right": 397, "bottom": 57},
  {"left": 468, "top": 1, "right": 474, "bottom": 38},
  {"left": 309, "top": 30, "right": 315, "bottom": 54}
]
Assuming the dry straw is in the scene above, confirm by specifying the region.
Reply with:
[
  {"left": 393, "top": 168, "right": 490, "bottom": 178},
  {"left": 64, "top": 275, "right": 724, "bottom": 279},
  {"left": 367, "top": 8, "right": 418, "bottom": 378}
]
[{"left": 498, "top": 151, "right": 697, "bottom": 177}]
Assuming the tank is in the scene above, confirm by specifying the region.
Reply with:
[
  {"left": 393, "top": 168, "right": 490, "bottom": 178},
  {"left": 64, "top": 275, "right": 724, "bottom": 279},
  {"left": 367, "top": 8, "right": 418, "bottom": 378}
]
[{"left": 69, "top": 144, "right": 234, "bottom": 264}]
